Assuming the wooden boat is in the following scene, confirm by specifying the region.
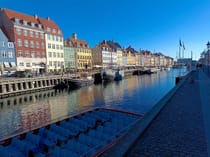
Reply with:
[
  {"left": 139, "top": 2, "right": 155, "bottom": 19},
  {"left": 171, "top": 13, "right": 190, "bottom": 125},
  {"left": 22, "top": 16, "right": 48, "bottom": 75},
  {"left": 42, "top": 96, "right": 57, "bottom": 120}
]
[{"left": 0, "top": 107, "right": 142, "bottom": 157}]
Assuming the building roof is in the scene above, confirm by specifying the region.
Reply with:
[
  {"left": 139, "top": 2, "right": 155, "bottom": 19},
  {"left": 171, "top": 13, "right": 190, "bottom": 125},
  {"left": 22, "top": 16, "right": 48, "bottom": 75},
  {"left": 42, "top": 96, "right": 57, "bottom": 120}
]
[
  {"left": 65, "top": 34, "right": 89, "bottom": 48},
  {"left": 106, "top": 40, "right": 122, "bottom": 51},
  {"left": 125, "top": 46, "right": 138, "bottom": 54},
  {"left": 2, "top": 8, "right": 38, "bottom": 24},
  {"left": 38, "top": 17, "right": 62, "bottom": 36},
  {"left": 1, "top": 8, "right": 62, "bottom": 36}
]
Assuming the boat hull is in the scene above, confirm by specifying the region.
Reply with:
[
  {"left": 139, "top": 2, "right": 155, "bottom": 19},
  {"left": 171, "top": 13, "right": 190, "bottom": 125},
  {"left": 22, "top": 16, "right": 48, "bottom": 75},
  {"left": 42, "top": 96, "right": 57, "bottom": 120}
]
[
  {"left": 68, "top": 78, "right": 94, "bottom": 87},
  {"left": 101, "top": 69, "right": 124, "bottom": 81}
]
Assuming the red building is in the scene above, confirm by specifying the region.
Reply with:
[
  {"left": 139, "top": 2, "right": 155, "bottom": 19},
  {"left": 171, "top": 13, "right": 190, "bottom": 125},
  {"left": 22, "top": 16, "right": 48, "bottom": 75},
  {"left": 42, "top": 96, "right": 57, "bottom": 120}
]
[{"left": 0, "top": 8, "right": 63, "bottom": 73}]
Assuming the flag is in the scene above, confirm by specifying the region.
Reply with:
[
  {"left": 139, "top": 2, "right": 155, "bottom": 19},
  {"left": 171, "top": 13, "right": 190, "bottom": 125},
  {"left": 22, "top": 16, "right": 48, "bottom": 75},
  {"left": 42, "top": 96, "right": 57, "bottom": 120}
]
[
  {"left": 179, "top": 40, "right": 182, "bottom": 47},
  {"left": 183, "top": 42, "right": 185, "bottom": 50}
]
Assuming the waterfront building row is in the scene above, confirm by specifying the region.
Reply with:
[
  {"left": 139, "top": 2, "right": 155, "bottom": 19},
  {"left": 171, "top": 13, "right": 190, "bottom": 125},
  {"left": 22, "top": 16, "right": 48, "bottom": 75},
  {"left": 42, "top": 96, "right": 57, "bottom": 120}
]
[{"left": 0, "top": 8, "right": 174, "bottom": 76}]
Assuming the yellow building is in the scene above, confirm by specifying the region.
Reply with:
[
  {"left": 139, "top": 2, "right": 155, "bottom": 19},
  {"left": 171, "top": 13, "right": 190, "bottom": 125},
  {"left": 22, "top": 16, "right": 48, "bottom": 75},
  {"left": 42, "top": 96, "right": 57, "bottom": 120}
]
[
  {"left": 124, "top": 46, "right": 137, "bottom": 66},
  {"left": 65, "top": 33, "right": 92, "bottom": 71}
]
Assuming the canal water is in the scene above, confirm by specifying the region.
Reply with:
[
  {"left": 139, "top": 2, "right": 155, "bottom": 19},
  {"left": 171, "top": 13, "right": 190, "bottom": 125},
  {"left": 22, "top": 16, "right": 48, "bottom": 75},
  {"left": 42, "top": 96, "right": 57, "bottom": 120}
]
[{"left": 0, "top": 68, "right": 186, "bottom": 140}]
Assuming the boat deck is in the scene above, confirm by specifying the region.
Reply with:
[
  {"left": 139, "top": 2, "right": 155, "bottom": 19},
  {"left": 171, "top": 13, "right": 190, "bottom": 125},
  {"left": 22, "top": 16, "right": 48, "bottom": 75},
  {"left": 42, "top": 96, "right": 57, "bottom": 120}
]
[{"left": 0, "top": 108, "right": 142, "bottom": 157}]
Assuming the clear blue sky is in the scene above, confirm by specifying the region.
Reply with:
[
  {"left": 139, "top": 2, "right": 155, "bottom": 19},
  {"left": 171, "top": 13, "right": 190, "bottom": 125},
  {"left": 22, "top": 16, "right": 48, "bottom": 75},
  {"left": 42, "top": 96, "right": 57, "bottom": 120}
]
[{"left": 1, "top": 0, "right": 210, "bottom": 60}]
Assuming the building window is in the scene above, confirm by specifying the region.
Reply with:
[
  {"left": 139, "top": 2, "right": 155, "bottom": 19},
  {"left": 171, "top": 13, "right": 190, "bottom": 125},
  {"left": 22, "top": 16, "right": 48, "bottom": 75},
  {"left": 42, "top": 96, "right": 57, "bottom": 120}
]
[
  {"left": 49, "top": 61, "right": 52, "bottom": 66},
  {"left": 38, "top": 24, "right": 42, "bottom": 29},
  {"left": 53, "top": 52, "right": 56, "bottom": 57},
  {"left": 60, "top": 45, "right": 63, "bottom": 50},
  {"left": 2, "top": 41, "right": 5, "bottom": 47},
  {"left": 52, "top": 44, "right": 55, "bottom": 49},
  {"left": 25, "top": 51, "right": 30, "bottom": 57},
  {"left": 24, "top": 30, "right": 28, "bottom": 36},
  {"left": 40, "top": 33, "right": 44, "bottom": 39},
  {"left": 8, "top": 51, "right": 13, "bottom": 58},
  {"left": 48, "top": 43, "right": 51, "bottom": 48},
  {"left": 37, "top": 52, "right": 40, "bottom": 58},
  {"left": 16, "top": 28, "right": 21, "bottom": 35},
  {"left": 17, "top": 39, "right": 22, "bottom": 46},
  {"left": 42, "top": 52, "right": 46, "bottom": 58},
  {"left": 8, "top": 42, "right": 14, "bottom": 48},
  {"left": 18, "top": 50, "right": 23, "bottom": 57},
  {"left": 56, "top": 44, "right": 59, "bottom": 50},
  {"left": 52, "top": 35, "right": 55, "bottom": 41},
  {"left": 31, "top": 22, "right": 35, "bottom": 28},
  {"left": 35, "top": 32, "right": 39, "bottom": 38},
  {"left": 19, "top": 62, "right": 24, "bottom": 66},
  {"left": 48, "top": 52, "right": 52, "bottom": 57},
  {"left": 47, "top": 34, "right": 50, "bottom": 40},
  {"left": 47, "top": 27, "right": 51, "bottom": 33},
  {"left": 53, "top": 61, "right": 57, "bottom": 67},
  {"left": 1, "top": 50, "right": 6, "bottom": 58},
  {"left": 30, "top": 41, "right": 34, "bottom": 48},
  {"left": 15, "top": 18, "right": 20, "bottom": 24},
  {"left": 23, "top": 20, "right": 27, "bottom": 26},
  {"left": 36, "top": 42, "right": 40, "bottom": 48},
  {"left": 24, "top": 40, "right": 29, "bottom": 47},
  {"left": 26, "top": 63, "right": 30, "bottom": 67},
  {"left": 57, "top": 53, "right": 60, "bottom": 58},
  {"left": 31, "top": 51, "right": 35, "bottom": 58},
  {"left": 41, "top": 42, "right": 45, "bottom": 49},
  {"left": 30, "top": 31, "right": 34, "bottom": 37}
]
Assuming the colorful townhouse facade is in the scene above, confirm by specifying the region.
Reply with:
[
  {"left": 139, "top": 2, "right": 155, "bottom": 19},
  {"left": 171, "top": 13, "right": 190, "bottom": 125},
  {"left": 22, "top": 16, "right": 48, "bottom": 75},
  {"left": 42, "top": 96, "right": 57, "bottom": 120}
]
[
  {"left": 65, "top": 33, "right": 92, "bottom": 71},
  {"left": 106, "top": 40, "right": 123, "bottom": 67},
  {"left": 0, "top": 8, "right": 46, "bottom": 73},
  {"left": 92, "top": 40, "right": 117, "bottom": 68},
  {"left": 39, "top": 17, "right": 64, "bottom": 73},
  {"left": 124, "top": 46, "right": 137, "bottom": 66},
  {"left": 0, "top": 28, "right": 16, "bottom": 75},
  {"left": 0, "top": 8, "right": 63, "bottom": 74},
  {"left": 64, "top": 42, "right": 76, "bottom": 72}
]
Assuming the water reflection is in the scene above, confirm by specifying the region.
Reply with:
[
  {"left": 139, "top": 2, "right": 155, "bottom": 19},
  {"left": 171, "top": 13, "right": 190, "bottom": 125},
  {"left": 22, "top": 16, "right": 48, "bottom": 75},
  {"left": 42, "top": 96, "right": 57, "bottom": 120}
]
[{"left": 0, "top": 68, "right": 186, "bottom": 140}]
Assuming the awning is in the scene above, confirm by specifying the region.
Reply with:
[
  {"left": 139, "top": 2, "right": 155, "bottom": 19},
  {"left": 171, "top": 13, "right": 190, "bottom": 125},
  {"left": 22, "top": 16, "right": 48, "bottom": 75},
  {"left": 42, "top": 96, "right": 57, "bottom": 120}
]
[
  {"left": 10, "top": 62, "right": 16, "bottom": 67},
  {"left": 4, "top": 62, "right": 10, "bottom": 68}
]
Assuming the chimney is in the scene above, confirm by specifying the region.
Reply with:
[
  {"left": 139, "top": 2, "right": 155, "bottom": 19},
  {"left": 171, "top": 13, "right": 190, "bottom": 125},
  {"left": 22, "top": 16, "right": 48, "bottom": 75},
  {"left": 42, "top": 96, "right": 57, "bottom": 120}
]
[
  {"left": 73, "top": 33, "right": 77, "bottom": 40},
  {"left": 47, "top": 17, "right": 50, "bottom": 20},
  {"left": 34, "top": 14, "right": 38, "bottom": 19}
]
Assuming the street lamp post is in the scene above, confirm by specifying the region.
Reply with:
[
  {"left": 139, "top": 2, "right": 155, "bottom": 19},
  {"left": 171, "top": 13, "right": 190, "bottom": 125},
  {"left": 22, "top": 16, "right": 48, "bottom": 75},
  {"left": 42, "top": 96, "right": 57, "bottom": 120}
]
[{"left": 207, "top": 41, "right": 210, "bottom": 77}]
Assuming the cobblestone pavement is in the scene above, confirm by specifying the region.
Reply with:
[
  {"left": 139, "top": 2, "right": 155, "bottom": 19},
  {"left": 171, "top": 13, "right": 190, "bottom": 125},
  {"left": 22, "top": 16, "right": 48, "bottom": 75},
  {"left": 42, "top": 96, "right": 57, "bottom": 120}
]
[{"left": 127, "top": 71, "right": 208, "bottom": 157}]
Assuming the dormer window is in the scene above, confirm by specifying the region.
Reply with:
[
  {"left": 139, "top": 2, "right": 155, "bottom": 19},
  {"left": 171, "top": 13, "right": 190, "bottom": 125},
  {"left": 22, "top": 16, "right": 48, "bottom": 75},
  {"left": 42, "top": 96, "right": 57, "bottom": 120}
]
[
  {"left": 23, "top": 20, "right": 27, "bottom": 26},
  {"left": 58, "top": 30, "right": 61, "bottom": 35},
  {"left": 31, "top": 22, "right": 35, "bottom": 27},
  {"left": 52, "top": 29, "right": 56, "bottom": 33},
  {"left": 47, "top": 27, "right": 51, "bottom": 33},
  {"left": 38, "top": 24, "right": 42, "bottom": 29},
  {"left": 14, "top": 18, "right": 20, "bottom": 24}
]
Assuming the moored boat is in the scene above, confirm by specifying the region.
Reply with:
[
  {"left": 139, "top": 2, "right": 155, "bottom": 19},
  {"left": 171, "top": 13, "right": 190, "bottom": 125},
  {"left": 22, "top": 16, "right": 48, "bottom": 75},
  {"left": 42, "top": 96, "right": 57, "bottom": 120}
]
[
  {"left": 68, "top": 76, "right": 94, "bottom": 87},
  {"left": 68, "top": 72, "right": 94, "bottom": 88},
  {"left": 101, "top": 68, "right": 124, "bottom": 82}
]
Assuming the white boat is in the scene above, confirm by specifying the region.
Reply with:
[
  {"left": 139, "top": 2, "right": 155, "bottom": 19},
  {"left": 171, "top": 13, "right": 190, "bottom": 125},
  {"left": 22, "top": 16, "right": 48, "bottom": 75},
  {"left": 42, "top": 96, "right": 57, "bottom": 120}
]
[
  {"left": 149, "top": 67, "right": 161, "bottom": 73},
  {"left": 101, "top": 68, "right": 124, "bottom": 81}
]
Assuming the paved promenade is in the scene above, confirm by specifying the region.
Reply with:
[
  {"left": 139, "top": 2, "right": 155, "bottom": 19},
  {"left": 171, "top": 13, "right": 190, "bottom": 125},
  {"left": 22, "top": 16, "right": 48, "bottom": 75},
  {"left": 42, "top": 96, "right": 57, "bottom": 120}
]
[{"left": 102, "top": 70, "right": 210, "bottom": 157}]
